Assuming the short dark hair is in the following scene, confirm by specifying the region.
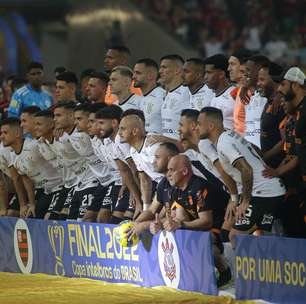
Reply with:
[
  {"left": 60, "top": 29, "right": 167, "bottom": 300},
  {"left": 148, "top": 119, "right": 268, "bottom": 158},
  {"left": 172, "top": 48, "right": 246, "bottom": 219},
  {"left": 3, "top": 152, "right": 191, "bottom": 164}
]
[
  {"left": 54, "top": 66, "right": 66, "bottom": 75},
  {"left": 21, "top": 106, "right": 41, "bottom": 115},
  {"left": 160, "top": 54, "right": 184, "bottom": 65},
  {"left": 247, "top": 55, "right": 270, "bottom": 68},
  {"left": 88, "top": 103, "right": 107, "bottom": 114},
  {"left": 80, "top": 68, "right": 96, "bottom": 81},
  {"left": 186, "top": 58, "right": 205, "bottom": 66},
  {"left": 136, "top": 58, "right": 159, "bottom": 70},
  {"left": 204, "top": 54, "right": 228, "bottom": 73},
  {"left": 34, "top": 110, "right": 54, "bottom": 118},
  {"left": 56, "top": 71, "right": 78, "bottom": 85},
  {"left": 90, "top": 71, "right": 109, "bottom": 84},
  {"left": 96, "top": 105, "right": 123, "bottom": 122},
  {"left": 231, "top": 49, "right": 254, "bottom": 64},
  {"left": 73, "top": 103, "right": 92, "bottom": 113},
  {"left": 181, "top": 109, "right": 200, "bottom": 121},
  {"left": 54, "top": 101, "right": 76, "bottom": 110},
  {"left": 200, "top": 107, "right": 223, "bottom": 121},
  {"left": 121, "top": 109, "right": 145, "bottom": 124},
  {"left": 108, "top": 45, "right": 131, "bottom": 56},
  {"left": 27, "top": 61, "right": 43, "bottom": 72},
  {"left": 1, "top": 117, "right": 20, "bottom": 127},
  {"left": 160, "top": 142, "right": 180, "bottom": 156}
]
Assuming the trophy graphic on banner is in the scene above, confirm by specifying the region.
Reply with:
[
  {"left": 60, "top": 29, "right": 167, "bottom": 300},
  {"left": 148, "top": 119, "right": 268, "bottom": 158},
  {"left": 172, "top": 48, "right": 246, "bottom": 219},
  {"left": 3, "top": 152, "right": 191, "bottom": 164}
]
[{"left": 48, "top": 225, "right": 65, "bottom": 276}]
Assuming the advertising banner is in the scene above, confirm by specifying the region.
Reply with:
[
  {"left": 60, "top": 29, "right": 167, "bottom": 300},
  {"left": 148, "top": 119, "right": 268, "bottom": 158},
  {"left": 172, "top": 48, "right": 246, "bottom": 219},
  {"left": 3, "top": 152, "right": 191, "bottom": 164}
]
[
  {"left": 0, "top": 218, "right": 217, "bottom": 295},
  {"left": 235, "top": 235, "right": 306, "bottom": 304}
]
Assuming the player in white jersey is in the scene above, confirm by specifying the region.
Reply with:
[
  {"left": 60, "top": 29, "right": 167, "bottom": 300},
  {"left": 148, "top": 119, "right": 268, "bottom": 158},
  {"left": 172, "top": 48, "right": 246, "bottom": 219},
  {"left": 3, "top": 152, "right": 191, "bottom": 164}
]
[
  {"left": 183, "top": 58, "right": 214, "bottom": 110},
  {"left": 19, "top": 107, "right": 63, "bottom": 218},
  {"left": 244, "top": 91, "right": 267, "bottom": 148},
  {"left": 94, "top": 105, "right": 143, "bottom": 221},
  {"left": 53, "top": 101, "right": 88, "bottom": 218},
  {"left": 109, "top": 66, "right": 142, "bottom": 110},
  {"left": 178, "top": 109, "right": 238, "bottom": 196},
  {"left": 159, "top": 54, "right": 191, "bottom": 139},
  {"left": 2, "top": 115, "right": 63, "bottom": 219},
  {"left": 0, "top": 139, "right": 28, "bottom": 217},
  {"left": 34, "top": 110, "right": 75, "bottom": 220},
  {"left": 65, "top": 104, "right": 114, "bottom": 221},
  {"left": 133, "top": 58, "right": 165, "bottom": 133},
  {"left": 198, "top": 107, "right": 286, "bottom": 247},
  {"left": 243, "top": 55, "right": 270, "bottom": 147},
  {"left": 119, "top": 114, "right": 164, "bottom": 210},
  {"left": 204, "top": 54, "right": 236, "bottom": 130}
]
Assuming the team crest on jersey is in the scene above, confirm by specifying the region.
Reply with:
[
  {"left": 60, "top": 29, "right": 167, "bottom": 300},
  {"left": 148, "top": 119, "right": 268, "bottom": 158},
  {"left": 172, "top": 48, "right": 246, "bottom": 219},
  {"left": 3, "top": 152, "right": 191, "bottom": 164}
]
[
  {"left": 158, "top": 231, "right": 180, "bottom": 288},
  {"left": 10, "top": 99, "right": 18, "bottom": 108},
  {"left": 14, "top": 219, "right": 33, "bottom": 274},
  {"left": 146, "top": 102, "right": 154, "bottom": 114}
]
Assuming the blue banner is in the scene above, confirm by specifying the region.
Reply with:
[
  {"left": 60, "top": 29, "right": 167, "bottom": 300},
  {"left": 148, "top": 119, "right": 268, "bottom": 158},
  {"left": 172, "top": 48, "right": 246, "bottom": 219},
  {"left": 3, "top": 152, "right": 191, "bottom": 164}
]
[
  {"left": 0, "top": 217, "right": 217, "bottom": 295},
  {"left": 235, "top": 235, "right": 306, "bottom": 304}
]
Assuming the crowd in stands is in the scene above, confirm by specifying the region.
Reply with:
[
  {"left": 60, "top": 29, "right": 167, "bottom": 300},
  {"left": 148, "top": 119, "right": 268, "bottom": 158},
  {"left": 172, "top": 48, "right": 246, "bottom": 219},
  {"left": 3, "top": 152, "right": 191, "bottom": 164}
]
[{"left": 135, "top": 0, "right": 306, "bottom": 68}]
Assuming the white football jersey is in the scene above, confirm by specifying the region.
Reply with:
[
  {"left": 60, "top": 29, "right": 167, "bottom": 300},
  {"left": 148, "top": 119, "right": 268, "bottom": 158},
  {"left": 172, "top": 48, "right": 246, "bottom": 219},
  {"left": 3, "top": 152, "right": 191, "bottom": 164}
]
[
  {"left": 182, "top": 149, "right": 207, "bottom": 179},
  {"left": 161, "top": 85, "right": 191, "bottom": 139},
  {"left": 37, "top": 138, "right": 59, "bottom": 169},
  {"left": 189, "top": 84, "right": 215, "bottom": 111},
  {"left": 244, "top": 91, "right": 267, "bottom": 148},
  {"left": 90, "top": 136, "right": 121, "bottom": 186},
  {"left": 210, "top": 85, "right": 235, "bottom": 130},
  {"left": 69, "top": 131, "right": 100, "bottom": 189},
  {"left": 12, "top": 138, "right": 63, "bottom": 193},
  {"left": 198, "top": 139, "right": 222, "bottom": 181},
  {"left": 0, "top": 142, "right": 14, "bottom": 178},
  {"left": 216, "top": 130, "right": 286, "bottom": 197},
  {"left": 52, "top": 128, "right": 87, "bottom": 188},
  {"left": 130, "top": 137, "right": 164, "bottom": 183},
  {"left": 139, "top": 86, "right": 165, "bottom": 133},
  {"left": 115, "top": 94, "right": 141, "bottom": 111}
]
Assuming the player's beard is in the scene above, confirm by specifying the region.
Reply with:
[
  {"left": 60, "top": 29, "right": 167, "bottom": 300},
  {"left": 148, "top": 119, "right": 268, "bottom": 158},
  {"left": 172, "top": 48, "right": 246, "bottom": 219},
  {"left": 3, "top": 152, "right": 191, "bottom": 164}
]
[
  {"left": 284, "top": 85, "right": 295, "bottom": 102},
  {"left": 100, "top": 127, "right": 113, "bottom": 139}
]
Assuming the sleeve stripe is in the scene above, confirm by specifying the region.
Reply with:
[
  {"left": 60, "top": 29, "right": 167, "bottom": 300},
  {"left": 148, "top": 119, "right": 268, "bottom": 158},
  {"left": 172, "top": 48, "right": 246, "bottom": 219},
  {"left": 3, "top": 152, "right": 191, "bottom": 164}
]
[{"left": 232, "top": 156, "right": 244, "bottom": 167}]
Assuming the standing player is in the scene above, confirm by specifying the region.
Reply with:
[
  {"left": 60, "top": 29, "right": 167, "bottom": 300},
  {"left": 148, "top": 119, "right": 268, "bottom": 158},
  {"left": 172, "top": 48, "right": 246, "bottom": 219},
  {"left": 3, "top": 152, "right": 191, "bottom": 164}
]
[
  {"left": 228, "top": 49, "right": 253, "bottom": 136},
  {"left": 258, "top": 62, "right": 285, "bottom": 168},
  {"left": 277, "top": 67, "right": 306, "bottom": 236},
  {"left": 204, "top": 54, "right": 236, "bottom": 130},
  {"left": 198, "top": 107, "right": 286, "bottom": 247},
  {"left": 55, "top": 72, "right": 79, "bottom": 103},
  {"left": 133, "top": 58, "right": 165, "bottom": 133},
  {"left": 8, "top": 62, "right": 52, "bottom": 118},
  {"left": 244, "top": 55, "right": 270, "bottom": 147},
  {"left": 87, "top": 71, "right": 109, "bottom": 104},
  {"left": 103, "top": 46, "right": 142, "bottom": 104},
  {"left": 183, "top": 58, "right": 214, "bottom": 110},
  {"left": 159, "top": 54, "right": 191, "bottom": 139},
  {"left": 109, "top": 66, "right": 142, "bottom": 110}
]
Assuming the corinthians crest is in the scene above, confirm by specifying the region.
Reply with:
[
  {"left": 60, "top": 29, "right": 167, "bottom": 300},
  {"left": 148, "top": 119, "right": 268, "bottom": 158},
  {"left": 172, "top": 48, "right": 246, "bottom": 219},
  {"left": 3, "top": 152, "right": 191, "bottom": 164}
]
[
  {"left": 161, "top": 237, "right": 176, "bottom": 282},
  {"left": 158, "top": 231, "right": 180, "bottom": 288},
  {"left": 48, "top": 225, "right": 65, "bottom": 276}
]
